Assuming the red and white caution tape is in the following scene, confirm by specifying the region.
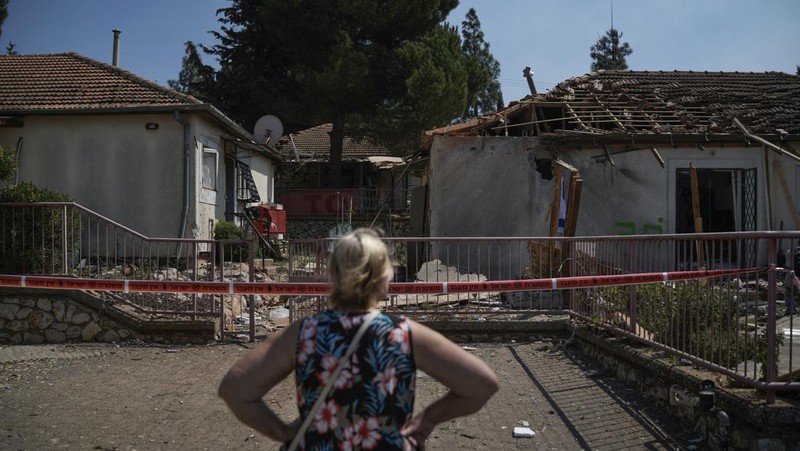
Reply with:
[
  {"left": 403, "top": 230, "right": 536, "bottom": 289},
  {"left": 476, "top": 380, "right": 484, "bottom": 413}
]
[{"left": 0, "top": 268, "right": 757, "bottom": 296}]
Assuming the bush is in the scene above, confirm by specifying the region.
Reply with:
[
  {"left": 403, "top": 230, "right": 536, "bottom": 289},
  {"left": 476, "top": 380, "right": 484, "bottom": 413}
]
[
  {"left": 585, "top": 281, "right": 782, "bottom": 379},
  {"left": 0, "top": 181, "right": 72, "bottom": 202},
  {"left": 0, "top": 145, "right": 15, "bottom": 182},
  {"left": 214, "top": 220, "right": 249, "bottom": 262},
  {"left": 0, "top": 182, "right": 77, "bottom": 274}
]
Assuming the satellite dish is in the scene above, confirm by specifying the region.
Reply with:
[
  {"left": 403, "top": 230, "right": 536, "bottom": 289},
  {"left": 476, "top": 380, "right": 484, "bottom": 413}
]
[{"left": 253, "top": 115, "right": 284, "bottom": 145}]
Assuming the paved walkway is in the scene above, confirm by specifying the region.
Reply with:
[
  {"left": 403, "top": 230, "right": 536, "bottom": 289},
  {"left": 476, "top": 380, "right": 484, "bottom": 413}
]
[{"left": 0, "top": 341, "right": 686, "bottom": 450}]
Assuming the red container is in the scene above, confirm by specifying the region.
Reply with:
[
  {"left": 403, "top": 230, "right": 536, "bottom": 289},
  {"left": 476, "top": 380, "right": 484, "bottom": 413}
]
[{"left": 252, "top": 204, "right": 287, "bottom": 236}]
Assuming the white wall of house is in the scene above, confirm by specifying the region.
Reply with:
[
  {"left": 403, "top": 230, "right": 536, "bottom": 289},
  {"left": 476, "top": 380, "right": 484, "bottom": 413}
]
[
  {"left": 240, "top": 151, "right": 275, "bottom": 204},
  {"left": 0, "top": 112, "right": 278, "bottom": 241},
  {"left": 428, "top": 135, "right": 800, "bottom": 275},
  {"left": 0, "top": 113, "right": 185, "bottom": 237},
  {"left": 192, "top": 116, "right": 224, "bottom": 241},
  {"left": 427, "top": 135, "right": 800, "bottom": 238}
]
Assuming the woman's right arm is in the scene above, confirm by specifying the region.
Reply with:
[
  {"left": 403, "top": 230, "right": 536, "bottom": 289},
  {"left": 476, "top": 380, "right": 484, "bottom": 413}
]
[
  {"left": 401, "top": 320, "right": 499, "bottom": 448},
  {"left": 218, "top": 321, "right": 300, "bottom": 443}
]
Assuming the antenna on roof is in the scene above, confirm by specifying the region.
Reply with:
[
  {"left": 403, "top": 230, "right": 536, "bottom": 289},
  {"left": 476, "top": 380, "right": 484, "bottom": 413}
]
[{"left": 610, "top": 0, "right": 614, "bottom": 30}]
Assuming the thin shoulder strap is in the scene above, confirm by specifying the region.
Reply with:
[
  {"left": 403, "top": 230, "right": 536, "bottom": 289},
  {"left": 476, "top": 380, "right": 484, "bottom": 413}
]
[{"left": 287, "top": 310, "right": 380, "bottom": 451}]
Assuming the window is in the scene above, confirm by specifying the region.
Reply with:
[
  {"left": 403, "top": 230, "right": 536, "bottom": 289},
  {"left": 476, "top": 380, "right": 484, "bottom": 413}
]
[
  {"left": 202, "top": 148, "right": 218, "bottom": 191},
  {"left": 236, "top": 160, "right": 261, "bottom": 203}
]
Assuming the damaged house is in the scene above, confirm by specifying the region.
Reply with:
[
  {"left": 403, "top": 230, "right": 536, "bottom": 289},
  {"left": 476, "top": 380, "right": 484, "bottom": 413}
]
[
  {"left": 0, "top": 52, "right": 281, "bottom": 240},
  {"left": 423, "top": 70, "right": 800, "bottom": 242}
]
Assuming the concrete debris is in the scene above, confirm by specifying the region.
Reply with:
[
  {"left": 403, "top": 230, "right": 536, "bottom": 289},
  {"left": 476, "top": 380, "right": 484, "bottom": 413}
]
[{"left": 512, "top": 426, "right": 535, "bottom": 438}]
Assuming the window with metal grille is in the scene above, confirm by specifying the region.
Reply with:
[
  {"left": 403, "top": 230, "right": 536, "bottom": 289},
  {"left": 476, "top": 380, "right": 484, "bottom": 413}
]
[{"left": 236, "top": 160, "right": 261, "bottom": 203}]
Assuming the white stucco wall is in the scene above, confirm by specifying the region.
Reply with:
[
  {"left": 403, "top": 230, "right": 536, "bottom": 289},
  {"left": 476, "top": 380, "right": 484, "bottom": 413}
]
[
  {"left": 428, "top": 135, "right": 800, "bottom": 275},
  {"left": 240, "top": 152, "right": 275, "bottom": 205},
  {"left": 0, "top": 112, "right": 278, "bottom": 241},
  {"left": 429, "top": 136, "right": 543, "bottom": 238},
  {"left": 1, "top": 114, "right": 185, "bottom": 237},
  {"left": 427, "top": 136, "right": 800, "bottom": 238}
]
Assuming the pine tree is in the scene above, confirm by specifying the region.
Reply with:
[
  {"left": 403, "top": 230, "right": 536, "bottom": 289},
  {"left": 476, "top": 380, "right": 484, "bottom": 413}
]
[
  {"left": 460, "top": 8, "right": 503, "bottom": 118},
  {"left": 168, "top": 41, "right": 215, "bottom": 100},
  {"left": 590, "top": 28, "right": 632, "bottom": 71},
  {"left": 208, "top": 0, "right": 470, "bottom": 187},
  {"left": 0, "top": 0, "right": 8, "bottom": 42}
]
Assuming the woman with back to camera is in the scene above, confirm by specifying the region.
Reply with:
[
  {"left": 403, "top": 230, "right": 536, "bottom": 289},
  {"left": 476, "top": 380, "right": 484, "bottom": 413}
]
[{"left": 218, "top": 228, "right": 499, "bottom": 450}]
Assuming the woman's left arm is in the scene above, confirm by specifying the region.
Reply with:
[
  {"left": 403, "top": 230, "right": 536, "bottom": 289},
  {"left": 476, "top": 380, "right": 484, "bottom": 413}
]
[{"left": 218, "top": 321, "right": 300, "bottom": 442}]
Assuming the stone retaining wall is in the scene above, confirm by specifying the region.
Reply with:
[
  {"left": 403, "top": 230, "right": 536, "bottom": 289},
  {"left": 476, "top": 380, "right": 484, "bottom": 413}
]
[
  {"left": 0, "top": 295, "right": 131, "bottom": 344},
  {"left": 0, "top": 289, "right": 216, "bottom": 344},
  {"left": 574, "top": 327, "right": 800, "bottom": 450}
]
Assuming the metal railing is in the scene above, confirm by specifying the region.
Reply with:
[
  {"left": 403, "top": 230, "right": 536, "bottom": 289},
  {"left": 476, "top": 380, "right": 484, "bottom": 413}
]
[
  {"left": 286, "top": 232, "right": 800, "bottom": 401},
  {"left": 2, "top": 202, "right": 798, "bottom": 400},
  {"left": 0, "top": 202, "right": 256, "bottom": 324}
]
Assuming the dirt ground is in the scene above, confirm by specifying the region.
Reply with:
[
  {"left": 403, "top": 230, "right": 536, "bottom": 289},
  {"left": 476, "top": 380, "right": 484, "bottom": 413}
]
[{"left": 0, "top": 338, "right": 690, "bottom": 450}]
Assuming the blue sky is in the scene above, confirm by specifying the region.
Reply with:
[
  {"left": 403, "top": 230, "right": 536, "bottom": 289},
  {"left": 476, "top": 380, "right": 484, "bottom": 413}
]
[{"left": 4, "top": 0, "right": 799, "bottom": 104}]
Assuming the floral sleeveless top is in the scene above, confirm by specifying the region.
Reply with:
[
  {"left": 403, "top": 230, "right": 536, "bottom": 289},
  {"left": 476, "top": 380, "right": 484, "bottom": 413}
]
[{"left": 291, "top": 310, "right": 416, "bottom": 450}]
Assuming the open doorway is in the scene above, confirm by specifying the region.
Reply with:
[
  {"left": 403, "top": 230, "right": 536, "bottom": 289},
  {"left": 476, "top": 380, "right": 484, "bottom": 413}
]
[{"left": 675, "top": 167, "right": 757, "bottom": 267}]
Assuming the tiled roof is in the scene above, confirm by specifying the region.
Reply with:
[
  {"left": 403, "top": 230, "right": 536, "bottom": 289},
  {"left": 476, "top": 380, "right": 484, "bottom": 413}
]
[
  {"left": 543, "top": 70, "right": 800, "bottom": 134},
  {"left": 278, "top": 123, "right": 393, "bottom": 161},
  {"left": 427, "top": 70, "right": 800, "bottom": 139},
  {"left": 0, "top": 53, "right": 201, "bottom": 112}
]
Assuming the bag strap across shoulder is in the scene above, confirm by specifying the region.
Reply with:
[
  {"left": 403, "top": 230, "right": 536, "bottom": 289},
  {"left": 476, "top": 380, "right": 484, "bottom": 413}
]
[{"left": 287, "top": 310, "right": 380, "bottom": 451}]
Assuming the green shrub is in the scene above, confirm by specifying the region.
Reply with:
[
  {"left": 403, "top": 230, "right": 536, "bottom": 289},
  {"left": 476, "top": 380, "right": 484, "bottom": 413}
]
[
  {"left": 0, "top": 182, "right": 77, "bottom": 274},
  {"left": 214, "top": 220, "right": 249, "bottom": 262},
  {"left": 584, "top": 281, "right": 781, "bottom": 379},
  {"left": 0, "top": 145, "right": 15, "bottom": 182}
]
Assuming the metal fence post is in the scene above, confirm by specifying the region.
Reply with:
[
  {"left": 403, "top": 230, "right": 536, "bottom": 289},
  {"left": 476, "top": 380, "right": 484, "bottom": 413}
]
[
  {"left": 61, "top": 205, "right": 68, "bottom": 274},
  {"left": 766, "top": 237, "right": 777, "bottom": 404},
  {"left": 629, "top": 240, "right": 638, "bottom": 336},
  {"left": 249, "top": 240, "right": 255, "bottom": 343},
  {"left": 218, "top": 241, "right": 225, "bottom": 341}
]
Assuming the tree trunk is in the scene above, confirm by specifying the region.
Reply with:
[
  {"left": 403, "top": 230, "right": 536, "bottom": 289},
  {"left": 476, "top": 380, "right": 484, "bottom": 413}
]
[{"left": 329, "top": 116, "right": 345, "bottom": 188}]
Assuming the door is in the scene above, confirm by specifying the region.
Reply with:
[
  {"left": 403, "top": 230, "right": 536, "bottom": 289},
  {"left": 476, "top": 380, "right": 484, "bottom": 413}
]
[{"left": 675, "top": 167, "right": 756, "bottom": 267}]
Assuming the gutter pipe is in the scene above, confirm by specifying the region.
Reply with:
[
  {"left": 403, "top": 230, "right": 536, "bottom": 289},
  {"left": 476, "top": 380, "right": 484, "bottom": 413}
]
[
  {"left": 14, "top": 137, "right": 23, "bottom": 184},
  {"left": 174, "top": 110, "right": 190, "bottom": 239}
]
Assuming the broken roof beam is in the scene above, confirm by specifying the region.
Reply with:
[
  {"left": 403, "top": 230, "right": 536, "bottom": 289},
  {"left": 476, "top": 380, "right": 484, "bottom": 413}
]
[
  {"left": 649, "top": 144, "right": 666, "bottom": 168},
  {"left": 565, "top": 103, "right": 591, "bottom": 131},
  {"left": 733, "top": 117, "right": 800, "bottom": 163},
  {"left": 590, "top": 93, "right": 627, "bottom": 130}
]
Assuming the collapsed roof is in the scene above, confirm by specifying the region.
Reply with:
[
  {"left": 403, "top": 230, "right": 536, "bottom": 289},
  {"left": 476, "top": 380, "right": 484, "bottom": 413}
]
[{"left": 423, "top": 70, "right": 800, "bottom": 150}]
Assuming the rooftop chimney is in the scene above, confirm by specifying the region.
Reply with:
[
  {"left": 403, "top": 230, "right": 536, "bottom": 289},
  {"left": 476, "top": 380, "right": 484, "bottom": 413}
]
[
  {"left": 523, "top": 66, "right": 537, "bottom": 96},
  {"left": 112, "top": 29, "right": 121, "bottom": 66}
]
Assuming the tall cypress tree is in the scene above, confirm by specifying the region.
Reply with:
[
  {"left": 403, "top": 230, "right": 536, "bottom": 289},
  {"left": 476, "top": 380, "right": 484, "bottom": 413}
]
[{"left": 460, "top": 8, "right": 503, "bottom": 118}]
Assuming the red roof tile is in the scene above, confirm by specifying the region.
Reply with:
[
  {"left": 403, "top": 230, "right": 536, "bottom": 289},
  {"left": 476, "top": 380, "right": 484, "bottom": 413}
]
[
  {"left": 541, "top": 70, "right": 800, "bottom": 134},
  {"left": 0, "top": 53, "right": 201, "bottom": 112},
  {"left": 279, "top": 123, "right": 393, "bottom": 161},
  {"left": 427, "top": 70, "right": 800, "bottom": 139}
]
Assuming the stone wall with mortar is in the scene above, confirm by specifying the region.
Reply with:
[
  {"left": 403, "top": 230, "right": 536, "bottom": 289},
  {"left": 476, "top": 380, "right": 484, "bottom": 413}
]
[
  {"left": 0, "top": 289, "right": 216, "bottom": 344},
  {"left": 574, "top": 327, "right": 800, "bottom": 450},
  {"left": 0, "top": 295, "right": 132, "bottom": 344}
]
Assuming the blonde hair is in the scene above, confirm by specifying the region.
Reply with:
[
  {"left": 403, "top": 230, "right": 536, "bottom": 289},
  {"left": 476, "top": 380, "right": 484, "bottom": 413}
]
[{"left": 328, "top": 228, "right": 393, "bottom": 310}]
